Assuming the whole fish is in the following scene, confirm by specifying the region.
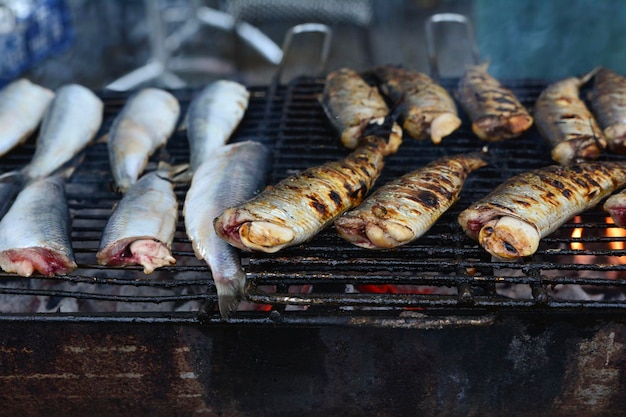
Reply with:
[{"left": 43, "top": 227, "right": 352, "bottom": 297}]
[
  {"left": 320, "top": 67, "right": 402, "bottom": 156},
  {"left": 0, "top": 175, "right": 76, "bottom": 277},
  {"left": 534, "top": 70, "right": 606, "bottom": 165},
  {"left": 457, "top": 62, "right": 533, "bottom": 142},
  {"left": 374, "top": 65, "right": 461, "bottom": 144},
  {"left": 458, "top": 162, "right": 626, "bottom": 260},
  {"left": 335, "top": 152, "right": 487, "bottom": 249},
  {"left": 97, "top": 164, "right": 186, "bottom": 274},
  {"left": 0, "top": 78, "right": 54, "bottom": 157},
  {"left": 108, "top": 88, "right": 180, "bottom": 192},
  {"left": 186, "top": 80, "right": 250, "bottom": 172},
  {"left": 184, "top": 141, "right": 271, "bottom": 317},
  {"left": 590, "top": 67, "right": 626, "bottom": 154},
  {"left": 23, "top": 83, "right": 103, "bottom": 180},
  {"left": 214, "top": 136, "right": 388, "bottom": 253}
]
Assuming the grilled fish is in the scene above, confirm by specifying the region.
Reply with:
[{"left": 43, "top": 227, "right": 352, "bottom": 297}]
[
  {"left": 97, "top": 164, "right": 186, "bottom": 274},
  {"left": 23, "top": 83, "right": 103, "bottom": 180},
  {"left": 457, "top": 62, "right": 533, "bottom": 142},
  {"left": 108, "top": 88, "right": 180, "bottom": 192},
  {"left": 321, "top": 67, "right": 402, "bottom": 156},
  {"left": 0, "top": 78, "right": 54, "bottom": 157},
  {"left": 214, "top": 136, "right": 388, "bottom": 253},
  {"left": 184, "top": 141, "right": 271, "bottom": 317},
  {"left": 458, "top": 162, "right": 626, "bottom": 260},
  {"left": 590, "top": 67, "right": 626, "bottom": 154},
  {"left": 186, "top": 80, "right": 250, "bottom": 172},
  {"left": 374, "top": 65, "right": 461, "bottom": 144},
  {"left": 534, "top": 70, "right": 606, "bottom": 165},
  {"left": 0, "top": 175, "right": 76, "bottom": 277},
  {"left": 335, "top": 152, "right": 487, "bottom": 249}
]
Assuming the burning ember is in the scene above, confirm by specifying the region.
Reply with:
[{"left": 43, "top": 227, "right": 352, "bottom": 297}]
[{"left": 569, "top": 215, "right": 626, "bottom": 280}]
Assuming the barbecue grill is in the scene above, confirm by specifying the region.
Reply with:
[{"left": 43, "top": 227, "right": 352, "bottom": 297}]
[{"left": 1, "top": 74, "right": 625, "bottom": 416}]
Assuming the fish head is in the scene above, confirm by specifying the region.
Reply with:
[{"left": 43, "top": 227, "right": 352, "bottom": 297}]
[
  {"left": 478, "top": 216, "right": 540, "bottom": 260},
  {"left": 238, "top": 221, "right": 295, "bottom": 253}
]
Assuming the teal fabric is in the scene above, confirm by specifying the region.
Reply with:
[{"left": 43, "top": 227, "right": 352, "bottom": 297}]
[{"left": 474, "top": 0, "right": 626, "bottom": 80}]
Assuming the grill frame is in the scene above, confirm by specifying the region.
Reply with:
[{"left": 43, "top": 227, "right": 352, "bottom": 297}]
[{"left": 0, "top": 76, "right": 625, "bottom": 325}]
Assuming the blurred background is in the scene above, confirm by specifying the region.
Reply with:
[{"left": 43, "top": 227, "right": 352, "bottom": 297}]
[{"left": 1, "top": 0, "right": 625, "bottom": 90}]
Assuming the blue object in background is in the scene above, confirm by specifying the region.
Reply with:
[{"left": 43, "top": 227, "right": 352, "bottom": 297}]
[
  {"left": 474, "top": 0, "right": 626, "bottom": 80},
  {"left": 0, "top": 0, "right": 74, "bottom": 88}
]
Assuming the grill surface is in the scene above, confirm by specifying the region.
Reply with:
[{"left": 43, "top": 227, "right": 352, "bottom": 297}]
[{"left": 1, "top": 76, "right": 626, "bottom": 324}]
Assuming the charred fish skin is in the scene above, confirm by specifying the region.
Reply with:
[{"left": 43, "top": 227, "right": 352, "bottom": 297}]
[
  {"left": 23, "top": 83, "right": 104, "bottom": 180},
  {"left": 0, "top": 176, "right": 76, "bottom": 277},
  {"left": 321, "top": 67, "right": 402, "bottom": 156},
  {"left": 457, "top": 63, "right": 533, "bottom": 142},
  {"left": 0, "top": 78, "right": 55, "bottom": 157},
  {"left": 458, "top": 162, "right": 626, "bottom": 260},
  {"left": 374, "top": 65, "right": 461, "bottom": 144},
  {"left": 186, "top": 80, "right": 250, "bottom": 172},
  {"left": 214, "top": 137, "right": 388, "bottom": 254},
  {"left": 108, "top": 88, "right": 181, "bottom": 193},
  {"left": 534, "top": 71, "right": 607, "bottom": 165},
  {"left": 590, "top": 67, "right": 626, "bottom": 154},
  {"left": 97, "top": 164, "right": 184, "bottom": 274},
  {"left": 335, "top": 152, "right": 488, "bottom": 249},
  {"left": 184, "top": 141, "right": 271, "bottom": 318}
]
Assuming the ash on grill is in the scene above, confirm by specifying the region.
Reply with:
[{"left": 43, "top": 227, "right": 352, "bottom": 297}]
[{"left": 0, "top": 78, "right": 625, "bottom": 322}]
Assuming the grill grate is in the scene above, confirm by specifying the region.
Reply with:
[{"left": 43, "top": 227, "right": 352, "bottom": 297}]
[
  {"left": 243, "top": 77, "right": 626, "bottom": 316},
  {"left": 0, "top": 76, "right": 625, "bottom": 325}
]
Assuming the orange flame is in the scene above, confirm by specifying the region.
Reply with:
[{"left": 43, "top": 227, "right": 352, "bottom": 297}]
[
  {"left": 571, "top": 216, "right": 584, "bottom": 250},
  {"left": 570, "top": 216, "right": 626, "bottom": 251},
  {"left": 605, "top": 217, "right": 626, "bottom": 251}
]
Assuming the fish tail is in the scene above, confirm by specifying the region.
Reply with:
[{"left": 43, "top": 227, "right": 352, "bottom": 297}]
[
  {"left": 215, "top": 278, "right": 243, "bottom": 319},
  {"left": 215, "top": 272, "right": 245, "bottom": 319},
  {"left": 24, "top": 151, "right": 85, "bottom": 182}
]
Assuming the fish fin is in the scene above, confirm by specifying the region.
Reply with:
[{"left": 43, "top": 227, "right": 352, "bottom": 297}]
[
  {"left": 165, "top": 163, "right": 192, "bottom": 183},
  {"left": 360, "top": 93, "right": 405, "bottom": 141},
  {"left": 96, "top": 133, "right": 109, "bottom": 144},
  {"left": 172, "top": 170, "right": 193, "bottom": 183},
  {"left": 0, "top": 169, "right": 24, "bottom": 182},
  {"left": 178, "top": 112, "right": 188, "bottom": 131},
  {"left": 581, "top": 66, "right": 601, "bottom": 85}
]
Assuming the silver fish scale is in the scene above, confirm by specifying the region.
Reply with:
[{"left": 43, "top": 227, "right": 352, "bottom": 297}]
[
  {"left": 0, "top": 176, "right": 73, "bottom": 257},
  {"left": 24, "top": 84, "right": 103, "bottom": 180}
]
